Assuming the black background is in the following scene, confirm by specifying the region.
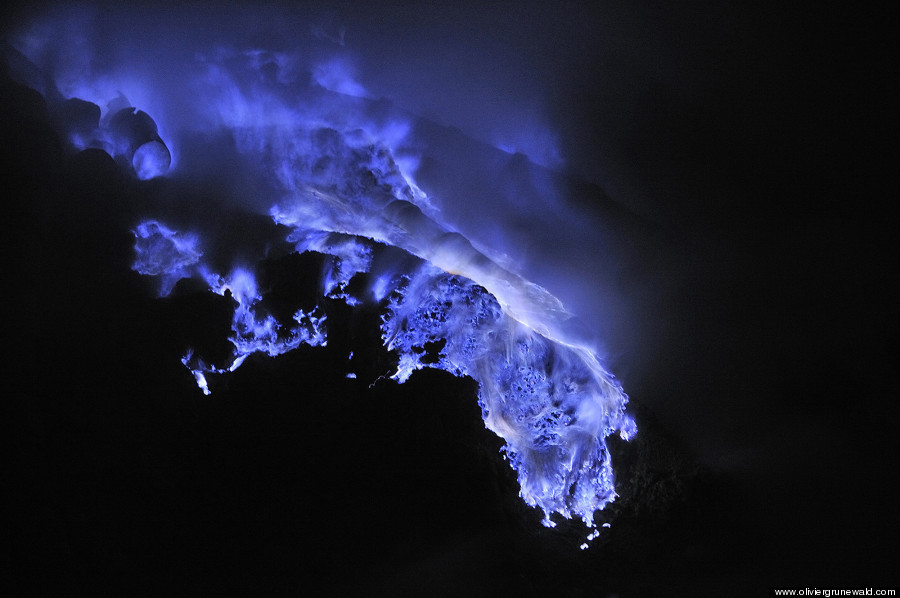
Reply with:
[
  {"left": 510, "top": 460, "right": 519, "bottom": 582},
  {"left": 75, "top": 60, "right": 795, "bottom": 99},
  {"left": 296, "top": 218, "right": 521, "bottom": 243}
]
[{"left": 4, "top": 2, "right": 896, "bottom": 596}]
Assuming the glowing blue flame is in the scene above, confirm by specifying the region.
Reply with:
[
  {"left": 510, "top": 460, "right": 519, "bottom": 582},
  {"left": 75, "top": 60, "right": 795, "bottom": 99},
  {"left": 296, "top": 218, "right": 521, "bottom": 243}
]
[
  {"left": 133, "top": 173, "right": 633, "bottom": 536},
  {"left": 127, "top": 70, "right": 636, "bottom": 540},
  {"left": 204, "top": 267, "right": 327, "bottom": 359},
  {"left": 13, "top": 10, "right": 635, "bottom": 543},
  {"left": 131, "top": 220, "right": 202, "bottom": 296},
  {"left": 379, "top": 266, "right": 634, "bottom": 528},
  {"left": 184, "top": 266, "right": 327, "bottom": 394}
]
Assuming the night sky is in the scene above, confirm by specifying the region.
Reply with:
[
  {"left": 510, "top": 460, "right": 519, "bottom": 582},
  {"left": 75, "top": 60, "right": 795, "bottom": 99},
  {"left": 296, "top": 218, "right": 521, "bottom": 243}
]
[{"left": 4, "top": 2, "right": 896, "bottom": 596}]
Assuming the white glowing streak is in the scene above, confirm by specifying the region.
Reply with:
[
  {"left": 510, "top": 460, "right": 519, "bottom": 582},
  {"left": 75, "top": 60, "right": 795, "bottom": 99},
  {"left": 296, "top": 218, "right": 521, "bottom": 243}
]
[{"left": 273, "top": 189, "right": 573, "bottom": 336}]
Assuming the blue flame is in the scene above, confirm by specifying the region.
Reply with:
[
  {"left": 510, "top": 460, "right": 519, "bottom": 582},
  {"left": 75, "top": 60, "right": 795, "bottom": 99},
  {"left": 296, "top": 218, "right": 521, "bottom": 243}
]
[
  {"left": 12, "top": 8, "right": 635, "bottom": 544},
  {"left": 188, "top": 265, "right": 327, "bottom": 395},
  {"left": 131, "top": 119, "right": 635, "bottom": 534},
  {"left": 131, "top": 220, "right": 202, "bottom": 296},
  {"left": 379, "top": 266, "right": 634, "bottom": 529}
]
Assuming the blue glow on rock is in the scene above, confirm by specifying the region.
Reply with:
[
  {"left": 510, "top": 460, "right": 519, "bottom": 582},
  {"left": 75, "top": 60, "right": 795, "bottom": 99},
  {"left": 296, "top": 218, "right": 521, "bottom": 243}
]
[{"left": 132, "top": 140, "right": 171, "bottom": 180}]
